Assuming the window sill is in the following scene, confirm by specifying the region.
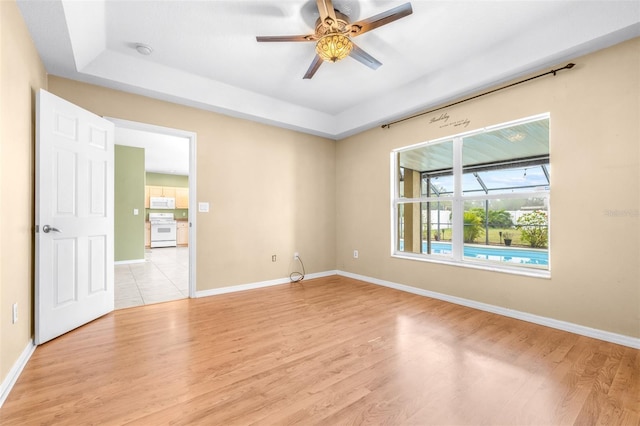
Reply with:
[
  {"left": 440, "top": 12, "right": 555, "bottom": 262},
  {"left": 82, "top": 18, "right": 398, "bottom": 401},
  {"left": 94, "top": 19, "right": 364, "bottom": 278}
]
[{"left": 391, "top": 252, "right": 551, "bottom": 279}]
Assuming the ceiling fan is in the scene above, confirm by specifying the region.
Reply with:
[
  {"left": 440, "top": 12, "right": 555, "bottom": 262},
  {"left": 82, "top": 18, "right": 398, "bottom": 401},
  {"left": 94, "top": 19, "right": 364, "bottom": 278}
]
[{"left": 256, "top": 0, "right": 413, "bottom": 79}]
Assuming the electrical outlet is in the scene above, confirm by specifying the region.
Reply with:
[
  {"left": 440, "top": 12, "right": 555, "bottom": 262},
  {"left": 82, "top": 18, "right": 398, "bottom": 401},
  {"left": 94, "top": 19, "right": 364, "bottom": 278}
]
[
  {"left": 272, "top": 255, "right": 277, "bottom": 262},
  {"left": 294, "top": 252, "right": 299, "bottom": 260},
  {"left": 12, "top": 303, "right": 17, "bottom": 324},
  {"left": 353, "top": 250, "right": 359, "bottom": 259}
]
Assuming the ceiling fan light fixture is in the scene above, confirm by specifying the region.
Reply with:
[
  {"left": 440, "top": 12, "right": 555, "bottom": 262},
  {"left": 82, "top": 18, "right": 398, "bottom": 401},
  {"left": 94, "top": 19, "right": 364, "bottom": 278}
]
[{"left": 316, "top": 34, "right": 353, "bottom": 63}]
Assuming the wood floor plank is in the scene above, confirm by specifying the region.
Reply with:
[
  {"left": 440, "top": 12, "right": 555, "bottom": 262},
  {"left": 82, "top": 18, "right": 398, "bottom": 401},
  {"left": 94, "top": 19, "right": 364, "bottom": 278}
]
[
  {"left": 608, "top": 347, "right": 640, "bottom": 407},
  {"left": 1, "top": 276, "right": 638, "bottom": 425}
]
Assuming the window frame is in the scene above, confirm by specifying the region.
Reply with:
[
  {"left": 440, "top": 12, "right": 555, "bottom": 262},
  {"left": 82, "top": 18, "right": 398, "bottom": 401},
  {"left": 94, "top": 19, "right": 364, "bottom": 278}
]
[{"left": 390, "top": 114, "right": 551, "bottom": 278}]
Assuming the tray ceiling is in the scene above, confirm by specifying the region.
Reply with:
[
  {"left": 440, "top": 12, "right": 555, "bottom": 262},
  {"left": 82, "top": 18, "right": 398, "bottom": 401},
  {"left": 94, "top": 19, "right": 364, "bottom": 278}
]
[{"left": 17, "top": 0, "right": 640, "bottom": 139}]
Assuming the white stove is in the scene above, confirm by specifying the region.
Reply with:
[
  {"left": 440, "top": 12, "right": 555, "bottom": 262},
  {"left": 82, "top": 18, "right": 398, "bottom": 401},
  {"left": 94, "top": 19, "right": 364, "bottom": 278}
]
[{"left": 149, "top": 213, "right": 177, "bottom": 248}]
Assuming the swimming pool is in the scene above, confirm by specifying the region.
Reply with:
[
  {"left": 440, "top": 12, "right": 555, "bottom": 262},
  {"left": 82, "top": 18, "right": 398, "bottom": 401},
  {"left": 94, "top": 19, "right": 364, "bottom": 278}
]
[
  {"left": 399, "top": 241, "right": 548, "bottom": 266},
  {"left": 425, "top": 242, "right": 548, "bottom": 266}
]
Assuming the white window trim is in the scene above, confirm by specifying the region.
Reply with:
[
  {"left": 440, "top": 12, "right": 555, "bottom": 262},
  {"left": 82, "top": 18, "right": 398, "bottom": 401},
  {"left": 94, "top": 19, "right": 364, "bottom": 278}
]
[{"left": 390, "top": 114, "right": 551, "bottom": 279}]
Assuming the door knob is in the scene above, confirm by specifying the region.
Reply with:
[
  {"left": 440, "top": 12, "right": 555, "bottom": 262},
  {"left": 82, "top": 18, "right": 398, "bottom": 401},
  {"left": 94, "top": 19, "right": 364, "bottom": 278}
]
[{"left": 42, "top": 225, "right": 61, "bottom": 233}]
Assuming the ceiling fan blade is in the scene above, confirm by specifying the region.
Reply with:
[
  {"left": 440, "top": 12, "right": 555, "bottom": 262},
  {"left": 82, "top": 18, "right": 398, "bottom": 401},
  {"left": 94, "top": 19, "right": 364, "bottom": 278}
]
[
  {"left": 349, "top": 43, "right": 382, "bottom": 70},
  {"left": 256, "top": 35, "right": 314, "bottom": 42},
  {"left": 316, "top": 0, "right": 338, "bottom": 24},
  {"left": 303, "top": 55, "right": 323, "bottom": 79},
  {"left": 349, "top": 2, "right": 413, "bottom": 37}
]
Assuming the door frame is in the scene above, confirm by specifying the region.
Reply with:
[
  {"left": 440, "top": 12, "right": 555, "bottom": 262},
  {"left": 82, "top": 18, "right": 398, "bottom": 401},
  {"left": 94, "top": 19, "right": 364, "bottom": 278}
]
[{"left": 106, "top": 117, "right": 197, "bottom": 298}]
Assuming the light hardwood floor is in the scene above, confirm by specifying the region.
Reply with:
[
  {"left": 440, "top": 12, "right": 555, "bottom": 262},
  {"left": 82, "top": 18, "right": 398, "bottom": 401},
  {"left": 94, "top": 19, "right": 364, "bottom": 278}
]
[{"left": 1, "top": 276, "right": 638, "bottom": 425}]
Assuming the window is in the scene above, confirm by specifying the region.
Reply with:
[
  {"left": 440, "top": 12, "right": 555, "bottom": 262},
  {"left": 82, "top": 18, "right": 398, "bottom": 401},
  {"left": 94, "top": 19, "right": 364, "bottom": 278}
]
[{"left": 392, "top": 114, "right": 550, "bottom": 276}]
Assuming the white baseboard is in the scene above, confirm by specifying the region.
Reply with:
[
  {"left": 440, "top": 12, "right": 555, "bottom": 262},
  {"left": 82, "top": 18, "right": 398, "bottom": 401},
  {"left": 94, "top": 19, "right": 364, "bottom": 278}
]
[
  {"left": 0, "top": 339, "right": 36, "bottom": 408},
  {"left": 114, "top": 259, "right": 146, "bottom": 265},
  {"left": 195, "top": 270, "right": 338, "bottom": 298},
  {"left": 337, "top": 270, "right": 640, "bottom": 350}
]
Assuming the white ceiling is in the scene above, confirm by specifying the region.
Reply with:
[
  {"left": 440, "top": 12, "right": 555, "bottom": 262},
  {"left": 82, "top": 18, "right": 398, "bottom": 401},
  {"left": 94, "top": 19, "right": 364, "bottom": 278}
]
[{"left": 17, "top": 0, "right": 640, "bottom": 140}]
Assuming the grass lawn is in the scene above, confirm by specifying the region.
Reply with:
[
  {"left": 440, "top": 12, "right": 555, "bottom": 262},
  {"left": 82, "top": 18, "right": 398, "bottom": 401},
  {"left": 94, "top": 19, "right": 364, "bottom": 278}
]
[{"left": 434, "top": 228, "right": 547, "bottom": 248}]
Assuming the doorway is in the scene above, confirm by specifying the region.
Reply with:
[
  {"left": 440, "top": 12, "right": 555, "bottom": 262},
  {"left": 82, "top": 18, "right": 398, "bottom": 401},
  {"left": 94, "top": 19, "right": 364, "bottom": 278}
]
[{"left": 108, "top": 118, "right": 196, "bottom": 308}]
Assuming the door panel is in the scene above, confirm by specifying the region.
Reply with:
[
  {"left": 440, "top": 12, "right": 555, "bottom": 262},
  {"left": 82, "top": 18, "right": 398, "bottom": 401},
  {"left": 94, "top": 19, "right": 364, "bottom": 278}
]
[
  {"left": 89, "top": 159, "right": 107, "bottom": 215},
  {"left": 36, "top": 89, "right": 114, "bottom": 345},
  {"left": 88, "top": 235, "right": 107, "bottom": 294},
  {"left": 53, "top": 238, "right": 77, "bottom": 305},
  {"left": 89, "top": 124, "right": 108, "bottom": 150},
  {"left": 54, "top": 151, "right": 77, "bottom": 215}
]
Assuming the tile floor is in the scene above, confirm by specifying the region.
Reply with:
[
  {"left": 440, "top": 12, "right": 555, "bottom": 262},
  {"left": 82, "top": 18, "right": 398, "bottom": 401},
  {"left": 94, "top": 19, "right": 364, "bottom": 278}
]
[{"left": 115, "top": 246, "right": 189, "bottom": 309}]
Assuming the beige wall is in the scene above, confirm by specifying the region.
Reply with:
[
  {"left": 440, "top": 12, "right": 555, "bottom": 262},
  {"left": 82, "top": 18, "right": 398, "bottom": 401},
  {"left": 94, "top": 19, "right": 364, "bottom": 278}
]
[
  {"left": 1, "top": 0, "right": 637, "bottom": 396},
  {"left": 48, "top": 76, "right": 337, "bottom": 290},
  {"left": 0, "top": 1, "right": 47, "bottom": 382},
  {"left": 336, "top": 37, "right": 640, "bottom": 338}
]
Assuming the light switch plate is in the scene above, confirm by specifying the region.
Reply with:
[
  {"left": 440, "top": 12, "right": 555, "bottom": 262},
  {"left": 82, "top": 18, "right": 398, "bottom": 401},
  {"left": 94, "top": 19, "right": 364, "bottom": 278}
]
[{"left": 198, "top": 202, "right": 210, "bottom": 213}]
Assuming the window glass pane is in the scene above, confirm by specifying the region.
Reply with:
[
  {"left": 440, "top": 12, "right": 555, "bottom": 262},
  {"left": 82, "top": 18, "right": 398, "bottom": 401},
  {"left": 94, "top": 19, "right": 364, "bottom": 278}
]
[
  {"left": 462, "top": 118, "right": 549, "bottom": 195},
  {"left": 398, "top": 167, "right": 421, "bottom": 199},
  {"left": 397, "top": 201, "right": 453, "bottom": 257},
  {"left": 400, "top": 140, "right": 453, "bottom": 198},
  {"left": 462, "top": 198, "right": 548, "bottom": 269},
  {"left": 397, "top": 202, "right": 421, "bottom": 254},
  {"left": 423, "top": 174, "right": 454, "bottom": 196},
  {"left": 422, "top": 201, "right": 453, "bottom": 256},
  {"left": 461, "top": 173, "right": 484, "bottom": 194},
  {"left": 462, "top": 119, "right": 549, "bottom": 167},
  {"left": 463, "top": 164, "right": 550, "bottom": 195},
  {"left": 474, "top": 165, "right": 549, "bottom": 194}
]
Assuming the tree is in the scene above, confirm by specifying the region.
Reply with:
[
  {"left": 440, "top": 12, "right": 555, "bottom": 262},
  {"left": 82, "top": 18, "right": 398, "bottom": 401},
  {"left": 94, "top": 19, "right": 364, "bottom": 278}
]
[
  {"left": 469, "top": 208, "right": 513, "bottom": 228},
  {"left": 489, "top": 210, "right": 513, "bottom": 228},
  {"left": 516, "top": 210, "right": 548, "bottom": 248},
  {"left": 463, "top": 211, "right": 483, "bottom": 243}
]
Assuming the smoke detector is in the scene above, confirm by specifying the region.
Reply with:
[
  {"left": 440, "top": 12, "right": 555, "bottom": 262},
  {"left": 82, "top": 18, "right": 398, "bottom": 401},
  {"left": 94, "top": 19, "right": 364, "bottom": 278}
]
[{"left": 135, "top": 43, "right": 153, "bottom": 56}]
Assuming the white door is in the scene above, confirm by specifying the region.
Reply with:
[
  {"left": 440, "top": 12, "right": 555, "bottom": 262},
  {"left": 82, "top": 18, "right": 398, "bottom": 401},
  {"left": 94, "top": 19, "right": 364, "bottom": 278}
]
[{"left": 35, "top": 89, "right": 114, "bottom": 345}]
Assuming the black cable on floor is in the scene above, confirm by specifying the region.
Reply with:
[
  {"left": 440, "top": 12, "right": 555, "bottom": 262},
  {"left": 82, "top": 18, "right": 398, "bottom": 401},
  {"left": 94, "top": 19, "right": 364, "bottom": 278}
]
[{"left": 290, "top": 256, "right": 305, "bottom": 283}]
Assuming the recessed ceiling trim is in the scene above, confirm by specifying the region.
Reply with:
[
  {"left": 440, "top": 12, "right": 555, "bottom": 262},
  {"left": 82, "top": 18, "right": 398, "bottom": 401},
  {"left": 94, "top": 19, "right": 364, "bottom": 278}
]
[{"left": 82, "top": 50, "right": 339, "bottom": 138}]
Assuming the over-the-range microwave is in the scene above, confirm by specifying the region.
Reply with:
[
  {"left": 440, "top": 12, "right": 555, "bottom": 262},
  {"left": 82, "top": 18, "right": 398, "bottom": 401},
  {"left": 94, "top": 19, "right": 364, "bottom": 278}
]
[{"left": 149, "top": 196, "right": 175, "bottom": 209}]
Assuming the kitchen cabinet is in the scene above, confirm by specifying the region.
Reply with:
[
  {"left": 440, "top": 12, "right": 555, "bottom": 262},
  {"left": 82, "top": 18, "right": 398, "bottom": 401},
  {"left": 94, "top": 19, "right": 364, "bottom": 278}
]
[
  {"left": 177, "top": 221, "right": 189, "bottom": 246},
  {"left": 147, "top": 185, "right": 176, "bottom": 199},
  {"left": 144, "top": 186, "right": 150, "bottom": 208},
  {"left": 176, "top": 187, "right": 189, "bottom": 209},
  {"left": 145, "top": 222, "right": 151, "bottom": 248},
  {"left": 147, "top": 185, "right": 163, "bottom": 198},
  {"left": 162, "top": 186, "right": 176, "bottom": 199}
]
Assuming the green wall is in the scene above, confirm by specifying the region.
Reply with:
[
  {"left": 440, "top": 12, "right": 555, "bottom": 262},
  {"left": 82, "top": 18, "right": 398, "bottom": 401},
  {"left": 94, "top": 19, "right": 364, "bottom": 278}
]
[
  {"left": 146, "top": 172, "right": 188, "bottom": 187},
  {"left": 115, "top": 145, "right": 145, "bottom": 261}
]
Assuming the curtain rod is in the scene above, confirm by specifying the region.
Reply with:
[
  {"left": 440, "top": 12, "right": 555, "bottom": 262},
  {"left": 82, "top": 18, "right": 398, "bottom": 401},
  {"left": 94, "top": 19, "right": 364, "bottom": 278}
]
[{"left": 381, "top": 63, "right": 575, "bottom": 130}]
